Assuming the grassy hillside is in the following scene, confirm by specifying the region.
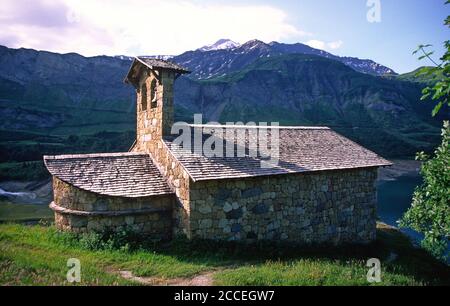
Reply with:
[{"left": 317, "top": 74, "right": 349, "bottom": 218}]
[
  {"left": 0, "top": 201, "right": 52, "bottom": 222},
  {"left": 395, "top": 66, "right": 445, "bottom": 84},
  {"left": 0, "top": 130, "right": 135, "bottom": 181},
  {"left": 0, "top": 46, "right": 138, "bottom": 181},
  {"left": 0, "top": 223, "right": 448, "bottom": 285}
]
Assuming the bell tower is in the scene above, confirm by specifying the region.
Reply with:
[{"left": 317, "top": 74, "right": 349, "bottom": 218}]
[{"left": 125, "top": 57, "right": 189, "bottom": 153}]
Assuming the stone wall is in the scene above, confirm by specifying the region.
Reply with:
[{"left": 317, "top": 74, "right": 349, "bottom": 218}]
[
  {"left": 141, "top": 140, "right": 192, "bottom": 237},
  {"left": 132, "top": 68, "right": 192, "bottom": 237},
  {"left": 51, "top": 177, "right": 173, "bottom": 239},
  {"left": 188, "top": 168, "right": 378, "bottom": 244}
]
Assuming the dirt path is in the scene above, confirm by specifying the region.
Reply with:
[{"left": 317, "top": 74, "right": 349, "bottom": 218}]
[{"left": 117, "top": 270, "right": 216, "bottom": 286}]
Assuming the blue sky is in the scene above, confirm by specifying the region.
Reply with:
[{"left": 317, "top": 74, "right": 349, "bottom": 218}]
[
  {"left": 0, "top": 0, "right": 448, "bottom": 73},
  {"left": 268, "top": 0, "right": 449, "bottom": 73}
]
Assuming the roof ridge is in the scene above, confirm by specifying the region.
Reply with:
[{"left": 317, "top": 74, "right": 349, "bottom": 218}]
[
  {"left": 43, "top": 152, "right": 148, "bottom": 160},
  {"left": 188, "top": 124, "right": 330, "bottom": 130}
]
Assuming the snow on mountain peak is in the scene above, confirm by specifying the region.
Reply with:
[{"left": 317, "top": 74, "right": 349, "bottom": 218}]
[{"left": 198, "top": 39, "right": 240, "bottom": 52}]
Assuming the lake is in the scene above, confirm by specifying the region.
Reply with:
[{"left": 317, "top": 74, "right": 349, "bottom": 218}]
[{"left": 377, "top": 174, "right": 422, "bottom": 242}]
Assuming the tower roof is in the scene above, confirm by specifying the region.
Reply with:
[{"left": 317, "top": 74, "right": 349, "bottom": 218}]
[{"left": 124, "top": 57, "right": 190, "bottom": 88}]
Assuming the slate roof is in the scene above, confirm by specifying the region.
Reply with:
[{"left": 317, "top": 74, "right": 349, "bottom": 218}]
[
  {"left": 164, "top": 125, "right": 392, "bottom": 181},
  {"left": 43, "top": 152, "right": 173, "bottom": 197},
  {"left": 124, "top": 57, "right": 189, "bottom": 88}
]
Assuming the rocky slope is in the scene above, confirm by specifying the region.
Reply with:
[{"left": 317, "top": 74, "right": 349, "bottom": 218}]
[
  {"left": 198, "top": 39, "right": 241, "bottom": 51},
  {"left": 0, "top": 45, "right": 135, "bottom": 134}
]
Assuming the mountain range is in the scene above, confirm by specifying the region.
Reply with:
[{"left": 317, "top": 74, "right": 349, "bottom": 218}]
[
  {"left": 173, "top": 39, "right": 397, "bottom": 79},
  {"left": 0, "top": 39, "right": 447, "bottom": 174}
]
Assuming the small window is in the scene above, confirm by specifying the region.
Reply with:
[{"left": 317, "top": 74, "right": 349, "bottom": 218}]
[
  {"left": 150, "top": 79, "right": 158, "bottom": 108},
  {"left": 141, "top": 83, "right": 147, "bottom": 111}
]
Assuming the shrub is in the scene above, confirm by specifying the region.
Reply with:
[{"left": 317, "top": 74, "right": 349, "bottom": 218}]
[
  {"left": 55, "top": 226, "right": 158, "bottom": 252},
  {"left": 400, "top": 121, "right": 450, "bottom": 261}
]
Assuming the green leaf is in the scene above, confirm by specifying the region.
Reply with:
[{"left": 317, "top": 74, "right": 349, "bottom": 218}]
[{"left": 431, "top": 102, "right": 443, "bottom": 117}]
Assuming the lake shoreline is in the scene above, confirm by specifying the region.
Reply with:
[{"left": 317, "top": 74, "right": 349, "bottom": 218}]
[{"left": 377, "top": 159, "right": 421, "bottom": 182}]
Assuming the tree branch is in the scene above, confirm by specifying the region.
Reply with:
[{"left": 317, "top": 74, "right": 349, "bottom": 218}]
[{"left": 420, "top": 46, "right": 442, "bottom": 68}]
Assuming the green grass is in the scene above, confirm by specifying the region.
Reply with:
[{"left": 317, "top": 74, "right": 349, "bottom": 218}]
[
  {"left": 215, "top": 260, "right": 374, "bottom": 286},
  {"left": 214, "top": 224, "right": 450, "bottom": 286},
  {"left": 0, "top": 223, "right": 448, "bottom": 286},
  {"left": 0, "top": 224, "right": 218, "bottom": 285}
]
